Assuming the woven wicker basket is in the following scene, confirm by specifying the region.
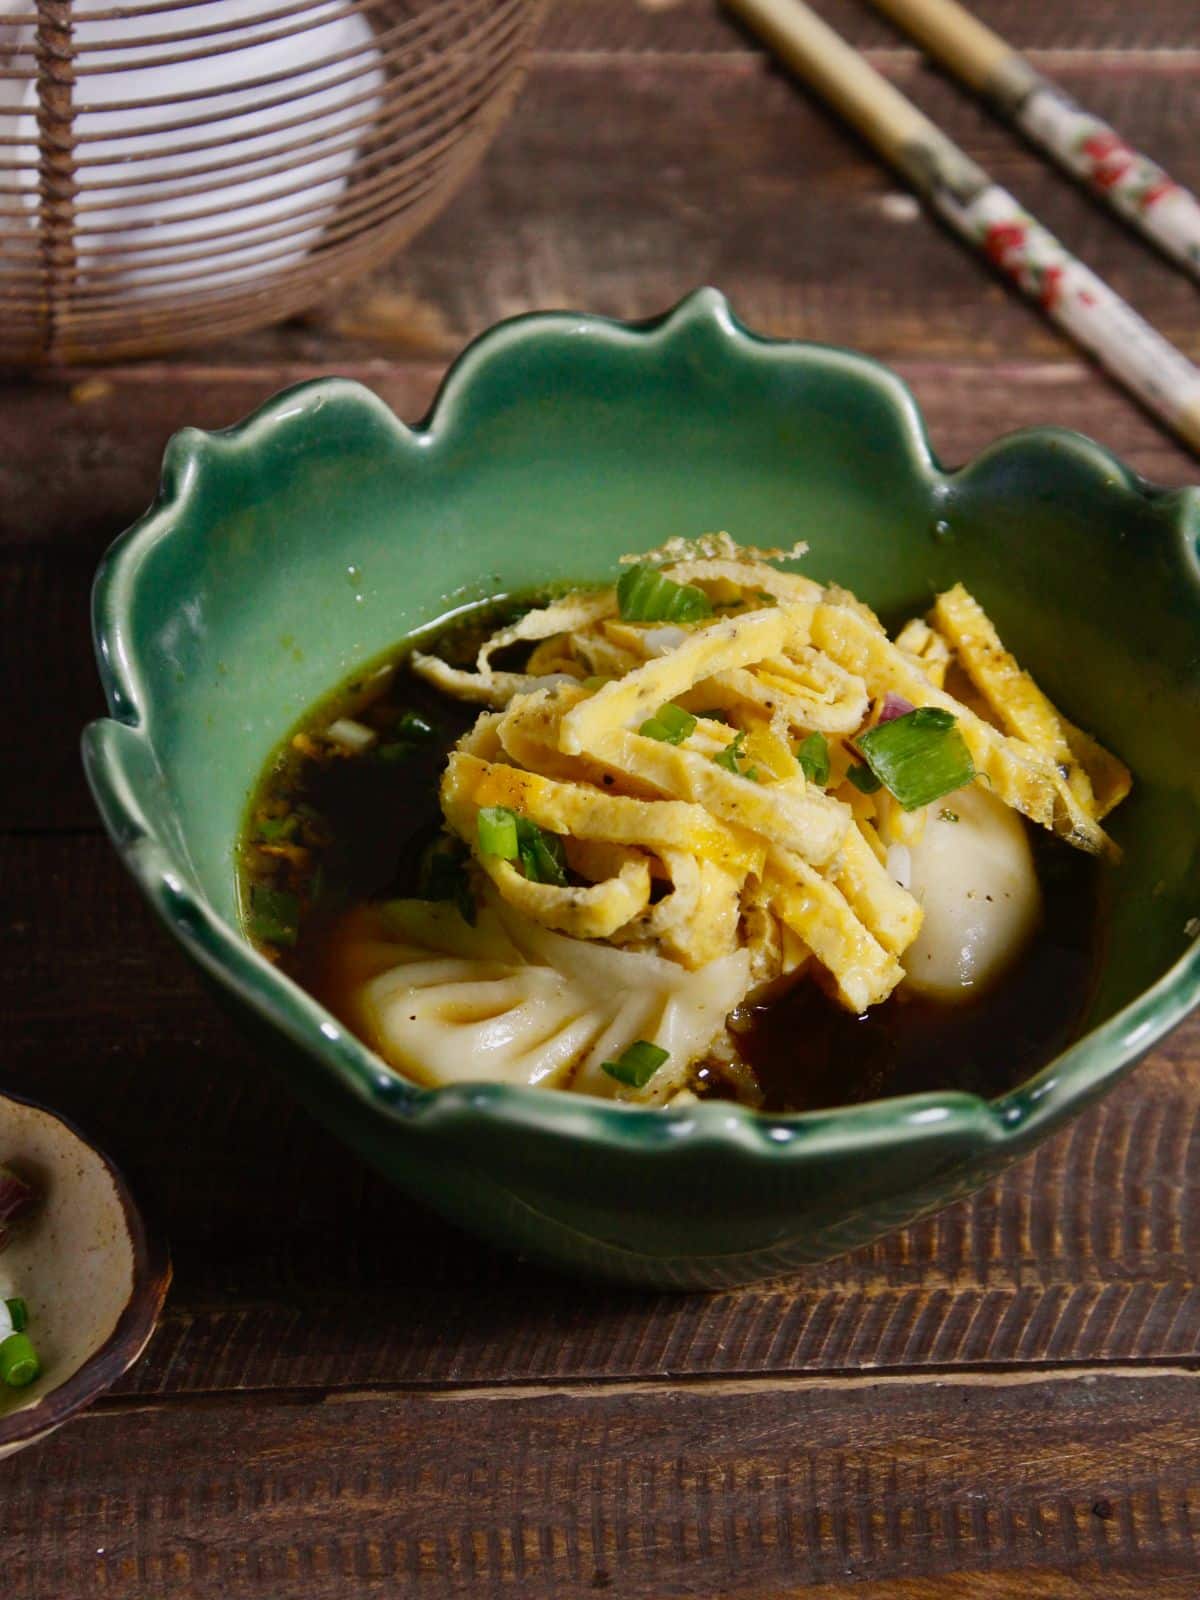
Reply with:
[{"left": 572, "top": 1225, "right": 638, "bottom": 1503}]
[{"left": 0, "top": 0, "right": 546, "bottom": 363}]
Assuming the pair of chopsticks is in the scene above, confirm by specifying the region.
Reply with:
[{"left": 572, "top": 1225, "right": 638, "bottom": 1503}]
[{"left": 725, "top": 0, "right": 1200, "bottom": 455}]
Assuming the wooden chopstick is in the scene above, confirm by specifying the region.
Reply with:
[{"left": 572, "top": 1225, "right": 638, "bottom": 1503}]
[
  {"left": 865, "top": 0, "right": 1200, "bottom": 285},
  {"left": 725, "top": 0, "right": 1200, "bottom": 455}
]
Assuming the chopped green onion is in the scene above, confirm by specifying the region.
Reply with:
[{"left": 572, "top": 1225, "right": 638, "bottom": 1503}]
[
  {"left": 653, "top": 703, "right": 696, "bottom": 740},
  {"left": 471, "top": 811, "right": 567, "bottom": 886},
  {"left": 601, "top": 1040, "right": 669, "bottom": 1088},
  {"left": 309, "top": 863, "right": 327, "bottom": 911},
  {"left": 247, "top": 885, "right": 299, "bottom": 947},
  {"left": 395, "top": 710, "right": 435, "bottom": 741},
  {"left": 515, "top": 817, "right": 567, "bottom": 886},
  {"left": 639, "top": 703, "right": 697, "bottom": 745},
  {"left": 418, "top": 837, "right": 460, "bottom": 895},
  {"left": 5, "top": 1298, "right": 26, "bottom": 1333},
  {"left": 846, "top": 763, "right": 882, "bottom": 795},
  {"left": 617, "top": 564, "right": 713, "bottom": 623},
  {"left": 418, "top": 837, "right": 476, "bottom": 924},
  {"left": 582, "top": 675, "right": 614, "bottom": 692},
  {"left": 796, "top": 732, "right": 830, "bottom": 787},
  {"left": 713, "top": 729, "right": 748, "bottom": 774},
  {"left": 378, "top": 709, "right": 437, "bottom": 762},
  {"left": 0, "top": 1332, "right": 38, "bottom": 1388},
  {"left": 256, "top": 814, "right": 298, "bottom": 843},
  {"left": 855, "top": 707, "right": 976, "bottom": 811},
  {"left": 477, "top": 806, "right": 520, "bottom": 861},
  {"left": 744, "top": 766, "right": 759, "bottom": 782}
]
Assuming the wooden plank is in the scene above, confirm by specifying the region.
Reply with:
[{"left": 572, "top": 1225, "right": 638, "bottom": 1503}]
[
  {"left": 0, "top": 545, "right": 104, "bottom": 830},
  {"left": 369, "top": 53, "right": 1200, "bottom": 370},
  {"left": 2, "top": 55, "right": 1195, "bottom": 500},
  {"left": 202, "top": 53, "right": 1198, "bottom": 394},
  {"left": 0, "top": 367, "right": 443, "bottom": 549},
  {"left": 2, "top": 1370, "right": 1199, "bottom": 1596},
  {"left": 5, "top": 830, "right": 1200, "bottom": 1396},
  {"left": 0, "top": 9, "right": 1196, "bottom": 403},
  {"left": 280, "top": 35, "right": 1200, "bottom": 373},
  {"left": 3, "top": 5, "right": 1198, "bottom": 1584},
  {"left": 542, "top": 0, "right": 1200, "bottom": 57}
]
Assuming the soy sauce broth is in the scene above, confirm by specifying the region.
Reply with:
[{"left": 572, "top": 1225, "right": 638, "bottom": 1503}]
[
  {"left": 239, "top": 604, "right": 1108, "bottom": 1114},
  {"left": 730, "top": 828, "right": 1104, "bottom": 1113},
  {"left": 237, "top": 607, "right": 501, "bottom": 994}
]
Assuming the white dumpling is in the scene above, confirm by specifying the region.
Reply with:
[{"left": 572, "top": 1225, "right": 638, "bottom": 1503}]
[
  {"left": 349, "top": 896, "right": 750, "bottom": 1102},
  {"left": 901, "top": 784, "right": 1041, "bottom": 1001}
]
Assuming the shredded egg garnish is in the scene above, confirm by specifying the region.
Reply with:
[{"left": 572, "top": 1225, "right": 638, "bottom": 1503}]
[{"left": 342, "top": 533, "right": 1130, "bottom": 1103}]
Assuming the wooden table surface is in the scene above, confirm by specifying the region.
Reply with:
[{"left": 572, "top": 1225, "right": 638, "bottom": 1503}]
[{"left": 4, "top": 1, "right": 1200, "bottom": 1594}]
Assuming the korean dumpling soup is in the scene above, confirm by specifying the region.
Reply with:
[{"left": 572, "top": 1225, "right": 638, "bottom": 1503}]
[{"left": 240, "top": 534, "right": 1129, "bottom": 1112}]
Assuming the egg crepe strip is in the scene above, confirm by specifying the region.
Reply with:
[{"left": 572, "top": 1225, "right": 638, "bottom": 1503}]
[
  {"left": 894, "top": 617, "right": 951, "bottom": 689},
  {"left": 475, "top": 590, "right": 615, "bottom": 675},
  {"left": 411, "top": 653, "right": 574, "bottom": 708},
  {"left": 693, "top": 655, "right": 870, "bottom": 735},
  {"left": 931, "top": 583, "right": 1131, "bottom": 820},
  {"left": 609, "top": 847, "right": 743, "bottom": 969},
  {"left": 834, "top": 823, "right": 923, "bottom": 956},
  {"left": 392, "top": 534, "right": 1131, "bottom": 1101},
  {"left": 442, "top": 752, "right": 764, "bottom": 877},
  {"left": 809, "top": 603, "right": 1118, "bottom": 858},
  {"left": 559, "top": 604, "right": 815, "bottom": 754},
  {"left": 585, "top": 726, "right": 849, "bottom": 867},
  {"left": 662, "top": 558, "right": 824, "bottom": 606},
  {"left": 764, "top": 847, "right": 905, "bottom": 1013},
  {"left": 479, "top": 849, "right": 652, "bottom": 940}
]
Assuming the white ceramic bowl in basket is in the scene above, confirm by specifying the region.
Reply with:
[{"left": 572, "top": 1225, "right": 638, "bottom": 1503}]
[{"left": 0, "top": 0, "right": 547, "bottom": 362}]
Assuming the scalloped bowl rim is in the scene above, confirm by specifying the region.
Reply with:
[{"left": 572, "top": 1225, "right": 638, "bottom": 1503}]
[{"left": 85, "top": 287, "right": 1200, "bottom": 1164}]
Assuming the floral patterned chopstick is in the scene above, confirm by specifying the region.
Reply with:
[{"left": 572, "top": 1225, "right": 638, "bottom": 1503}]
[
  {"left": 725, "top": 0, "right": 1200, "bottom": 455},
  {"left": 867, "top": 0, "right": 1200, "bottom": 283}
]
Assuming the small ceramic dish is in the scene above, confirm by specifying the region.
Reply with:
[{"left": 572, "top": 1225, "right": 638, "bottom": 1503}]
[
  {"left": 0, "top": 1094, "right": 169, "bottom": 1457},
  {"left": 84, "top": 289, "right": 1200, "bottom": 1288}
]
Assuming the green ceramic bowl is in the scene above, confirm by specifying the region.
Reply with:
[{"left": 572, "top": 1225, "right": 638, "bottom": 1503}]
[{"left": 84, "top": 289, "right": 1200, "bottom": 1288}]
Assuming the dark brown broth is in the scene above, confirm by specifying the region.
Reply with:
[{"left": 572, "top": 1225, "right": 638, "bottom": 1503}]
[
  {"left": 238, "top": 610, "right": 496, "bottom": 993},
  {"left": 240, "top": 610, "right": 1106, "bottom": 1113},
  {"left": 731, "top": 828, "right": 1103, "bottom": 1112}
]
